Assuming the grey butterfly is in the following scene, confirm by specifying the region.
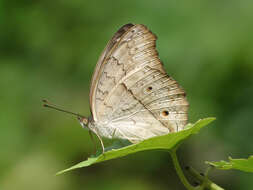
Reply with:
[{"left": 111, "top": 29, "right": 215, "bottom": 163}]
[{"left": 44, "top": 23, "right": 189, "bottom": 153}]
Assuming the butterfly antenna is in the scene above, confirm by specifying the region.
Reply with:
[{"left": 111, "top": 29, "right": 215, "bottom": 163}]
[{"left": 42, "top": 99, "right": 85, "bottom": 118}]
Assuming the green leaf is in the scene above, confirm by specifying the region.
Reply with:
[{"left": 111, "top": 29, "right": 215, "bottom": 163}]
[
  {"left": 207, "top": 156, "right": 253, "bottom": 173},
  {"left": 57, "top": 117, "right": 215, "bottom": 175}
]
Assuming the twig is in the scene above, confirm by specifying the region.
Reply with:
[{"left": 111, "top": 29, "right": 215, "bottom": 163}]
[
  {"left": 169, "top": 149, "right": 195, "bottom": 190},
  {"left": 185, "top": 166, "right": 224, "bottom": 190}
]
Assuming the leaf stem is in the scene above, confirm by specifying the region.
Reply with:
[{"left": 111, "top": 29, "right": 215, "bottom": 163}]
[
  {"left": 169, "top": 149, "right": 224, "bottom": 190},
  {"left": 169, "top": 149, "right": 195, "bottom": 190},
  {"left": 186, "top": 166, "right": 224, "bottom": 190}
]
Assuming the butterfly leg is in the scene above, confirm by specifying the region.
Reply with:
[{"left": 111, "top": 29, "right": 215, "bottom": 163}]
[
  {"left": 112, "top": 128, "right": 117, "bottom": 138},
  {"left": 91, "top": 129, "right": 105, "bottom": 154}
]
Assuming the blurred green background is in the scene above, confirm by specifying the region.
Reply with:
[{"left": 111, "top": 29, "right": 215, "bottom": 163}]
[{"left": 1, "top": 0, "right": 253, "bottom": 189}]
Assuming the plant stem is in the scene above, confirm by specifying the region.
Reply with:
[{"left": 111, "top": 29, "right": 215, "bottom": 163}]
[
  {"left": 186, "top": 167, "right": 224, "bottom": 190},
  {"left": 169, "top": 149, "right": 195, "bottom": 190},
  {"left": 169, "top": 149, "right": 224, "bottom": 190}
]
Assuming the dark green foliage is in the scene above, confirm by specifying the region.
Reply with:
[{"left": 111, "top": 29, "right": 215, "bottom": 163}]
[{"left": 0, "top": 1, "right": 252, "bottom": 189}]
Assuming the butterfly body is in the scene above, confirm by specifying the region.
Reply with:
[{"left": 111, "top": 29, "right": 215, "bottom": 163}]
[{"left": 80, "top": 23, "right": 189, "bottom": 147}]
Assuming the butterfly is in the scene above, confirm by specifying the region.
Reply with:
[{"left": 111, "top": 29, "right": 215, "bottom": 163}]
[{"left": 44, "top": 23, "right": 189, "bottom": 153}]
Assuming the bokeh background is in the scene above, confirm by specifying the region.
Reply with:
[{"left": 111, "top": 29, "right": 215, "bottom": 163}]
[{"left": 1, "top": 0, "right": 253, "bottom": 189}]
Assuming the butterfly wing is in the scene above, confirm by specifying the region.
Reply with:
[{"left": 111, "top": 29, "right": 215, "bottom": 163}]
[
  {"left": 89, "top": 23, "right": 134, "bottom": 120},
  {"left": 89, "top": 24, "right": 189, "bottom": 142}
]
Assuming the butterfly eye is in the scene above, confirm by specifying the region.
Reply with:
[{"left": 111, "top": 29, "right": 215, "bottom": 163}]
[
  {"left": 146, "top": 86, "right": 153, "bottom": 92},
  {"left": 161, "top": 110, "right": 169, "bottom": 117}
]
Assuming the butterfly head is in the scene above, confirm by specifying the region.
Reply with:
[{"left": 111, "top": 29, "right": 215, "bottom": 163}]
[{"left": 78, "top": 116, "right": 89, "bottom": 129}]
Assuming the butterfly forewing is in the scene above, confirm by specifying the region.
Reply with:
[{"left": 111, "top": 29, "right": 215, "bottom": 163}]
[
  {"left": 89, "top": 23, "right": 134, "bottom": 120},
  {"left": 89, "top": 24, "right": 189, "bottom": 142}
]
